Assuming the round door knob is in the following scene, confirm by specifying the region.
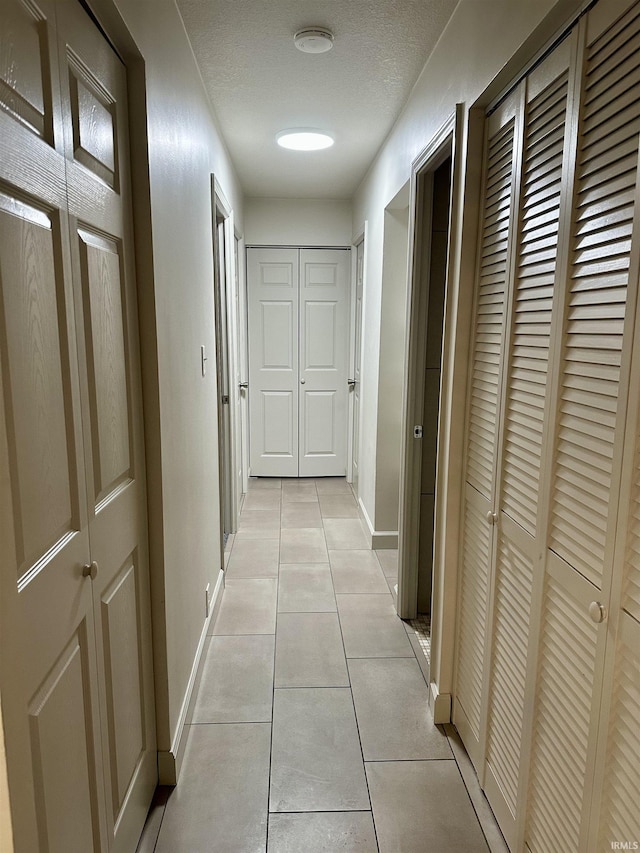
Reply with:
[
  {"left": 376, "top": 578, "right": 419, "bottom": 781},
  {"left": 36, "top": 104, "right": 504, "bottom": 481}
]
[
  {"left": 486, "top": 511, "right": 498, "bottom": 525},
  {"left": 588, "top": 601, "right": 607, "bottom": 624},
  {"left": 82, "top": 561, "right": 98, "bottom": 580},
  {"left": 300, "top": 379, "right": 306, "bottom": 384}
]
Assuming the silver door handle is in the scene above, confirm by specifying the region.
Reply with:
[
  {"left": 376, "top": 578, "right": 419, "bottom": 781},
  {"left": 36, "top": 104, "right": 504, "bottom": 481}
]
[
  {"left": 300, "top": 379, "right": 306, "bottom": 384},
  {"left": 82, "top": 561, "right": 98, "bottom": 579},
  {"left": 348, "top": 379, "right": 356, "bottom": 387},
  {"left": 239, "top": 382, "right": 248, "bottom": 388}
]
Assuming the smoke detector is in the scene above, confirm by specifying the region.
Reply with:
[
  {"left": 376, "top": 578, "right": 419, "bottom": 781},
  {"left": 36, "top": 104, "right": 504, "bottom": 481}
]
[{"left": 294, "top": 28, "right": 334, "bottom": 54}]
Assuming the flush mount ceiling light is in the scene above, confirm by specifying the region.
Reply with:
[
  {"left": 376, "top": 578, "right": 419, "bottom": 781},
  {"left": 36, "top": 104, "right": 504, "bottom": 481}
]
[
  {"left": 294, "top": 28, "right": 334, "bottom": 54},
  {"left": 276, "top": 130, "right": 334, "bottom": 151}
]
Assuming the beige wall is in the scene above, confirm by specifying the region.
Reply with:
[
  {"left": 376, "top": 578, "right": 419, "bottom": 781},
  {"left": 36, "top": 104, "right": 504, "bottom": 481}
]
[
  {"left": 245, "top": 198, "right": 352, "bottom": 245},
  {"left": 108, "top": 0, "right": 244, "bottom": 769},
  {"left": 373, "top": 190, "right": 410, "bottom": 535},
  {"left": 352, "top": 0, "right": 584, "bottom": 536}
]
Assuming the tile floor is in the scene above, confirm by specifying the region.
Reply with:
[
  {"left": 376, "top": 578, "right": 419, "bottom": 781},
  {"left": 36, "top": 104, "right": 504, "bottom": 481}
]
[{"left": 137, "top": 477, "right": 508, "bottom": 853}]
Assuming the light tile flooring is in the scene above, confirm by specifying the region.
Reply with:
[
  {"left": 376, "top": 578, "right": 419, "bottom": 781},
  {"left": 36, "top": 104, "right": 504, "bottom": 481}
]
[{"left": 137, "top": 477, "right": 508, "bottom": 853}]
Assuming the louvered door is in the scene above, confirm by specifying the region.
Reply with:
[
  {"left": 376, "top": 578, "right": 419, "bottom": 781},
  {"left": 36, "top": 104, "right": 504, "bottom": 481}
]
[
  {"left": 455, "top": 1, "right": 640, "bottom": 851},
  {"left": 454, "top": 91, "right": 521, "bottom": 769},
  {"left": 483, "top": 43, "right": 573, "bottom": 849},
  {"left": 525, "top": 3, "right": 640, "bottom": 850}
]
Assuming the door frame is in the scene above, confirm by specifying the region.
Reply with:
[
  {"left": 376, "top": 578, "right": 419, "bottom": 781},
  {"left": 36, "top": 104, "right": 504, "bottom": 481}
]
[
  {"left": 235, "top": 230, "right": 250, "bottom": 497},
  {"left": 348, "top": 224, "right": 367, "bottom": 495},
  {"left": 211, "top": 178, "right": 240, "bottom": 539},
  {"left": 397, "top": 105, "right": 485, "bottom": 722}
]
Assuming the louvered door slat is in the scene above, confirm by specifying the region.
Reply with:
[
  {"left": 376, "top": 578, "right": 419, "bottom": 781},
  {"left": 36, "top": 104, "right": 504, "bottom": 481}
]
[
  {"left": 456, "top": 488, "right": 492, "bottom": 741},
  {"left": 486, "top": 521, "right": 534, "bottom": 817},
  {"left": 526, "top": 572, "right": 598, "bottom": 853},
  {"left": 597, "top": 615, "right": 640, "bottom": 848},
  {"left": 466, "top": 120, "right": 515, "bottom": 497},
  {"left": 502, "top": 71, "right": 568, "bottom": 534},
  {"left": 549, "top": 17, "right": 640, "bottom": 587},
  {"left": 623, "top": 439, "right": 640, "bottom": 621}
]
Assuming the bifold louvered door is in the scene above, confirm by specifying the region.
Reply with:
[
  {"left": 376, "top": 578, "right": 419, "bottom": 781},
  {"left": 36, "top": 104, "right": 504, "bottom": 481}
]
[
  {"left": 454, "top": 90, "right": 521, "bottom": 772},
  {"left": 526, "top": 3, "right": 640, "bottom": 851},
  {"left": 454, "top": 2, "right": 640, "bottom": 851}
]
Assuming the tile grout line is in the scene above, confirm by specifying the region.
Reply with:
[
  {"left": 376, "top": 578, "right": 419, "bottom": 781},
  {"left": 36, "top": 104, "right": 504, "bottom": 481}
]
[
  {"left": 264, "top": 478, "right": 283, "bottom": 850},
  {"left": 330, "top": 514, "right": 381, "bottom": 853}
]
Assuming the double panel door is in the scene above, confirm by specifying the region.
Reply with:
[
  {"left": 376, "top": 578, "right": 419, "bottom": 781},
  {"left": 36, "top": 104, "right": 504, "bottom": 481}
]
[
  {"left": 247, "top": 247, "right": 350, "bottom": 477},
  {"left": 0, "top": 2, "right": 156, "bottom": 851}
]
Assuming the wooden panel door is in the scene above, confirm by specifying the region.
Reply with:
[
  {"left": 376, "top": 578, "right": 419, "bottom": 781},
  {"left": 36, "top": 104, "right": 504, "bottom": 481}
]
[
  {"left": 247, "top": 247, "right": 299, "bottom": 476},
  {"left": 58, "top": 4, "right": 157, "bottom": 850},
  {"left": 299, "top": 249, "right": 349, "bottom": 477},
  {"left": 0, "top": 2, "right": 156, "bottom": 851},
  {"left": 0, "top": 1, "right": 106, "bottom": 850}
]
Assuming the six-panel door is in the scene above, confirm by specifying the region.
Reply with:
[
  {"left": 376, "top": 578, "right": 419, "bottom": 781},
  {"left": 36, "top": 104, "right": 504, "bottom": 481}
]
[
  {"left": 248, "top": 247, "right": 350, "bottom": 478},
  {"left": 0, "top": 2, "right": 156, "bottom": 851}
]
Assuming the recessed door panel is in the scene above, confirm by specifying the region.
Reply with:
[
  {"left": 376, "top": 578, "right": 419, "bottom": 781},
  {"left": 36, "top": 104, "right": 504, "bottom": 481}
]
[
  {"left": 261, "top": 301, "right": 294, "bottom": 369},
  {"left": 0, "top": 0, "right": 54, "bottom": 141},
  {"left": 304, "top": 302, "right": 337, "bottom": 370},
  {"left": 101, "top": 559, "right": 144, "bottom": 818},
  {"left": 0, "top": 195, "right": 79, "bottom": 578},
  {"left": 68, "top": 54, "right": 117, "bottom": 188},
  {"left": 29, "top": 631, "right": 100, "bottom": 853},
  {"left": 262, "top": 391, "right": 295, "bottom": 457},
  {"left": 302, "top": 391, "right": 336, "bottom": 456},
  {"left": 79, "top": 229, "right": 131, "bottom": 506}
]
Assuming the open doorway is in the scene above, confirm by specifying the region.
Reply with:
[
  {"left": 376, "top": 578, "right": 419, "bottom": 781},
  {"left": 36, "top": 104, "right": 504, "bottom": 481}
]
[
  {"left": 397, "top": 129, "right": 454, "bottom": 671},
  {"left": 212, "top": 182, "right": 240, "bottom": 555}
]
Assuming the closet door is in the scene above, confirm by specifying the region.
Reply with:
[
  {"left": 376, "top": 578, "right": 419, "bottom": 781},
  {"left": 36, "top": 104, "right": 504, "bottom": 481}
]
[
  {"left": 483, "top": 42, "right": 574, "bottom": 848},
  {"left": 0, "top": 2, "right": 105, "bottom": 850},
  {"left": 0, "top": 2, "right": 156, "bottom": 851},
  {"left": 453, "top": 90, "right": 522, "bottom": 770},
  {"left": 58, "top": 4, "right": 157, "bottom": 850},
  {"left": 247, "top": 247, "right": 299, "bottom": 476},
  {"left": 247, "top": 247, "right": 349, "bottom": 477},
  {"left": 525, "top": 3, "right": 640, "bottom": 851},
  {"left": 299, "top": 249, "right": 349, "bottom": 477}
]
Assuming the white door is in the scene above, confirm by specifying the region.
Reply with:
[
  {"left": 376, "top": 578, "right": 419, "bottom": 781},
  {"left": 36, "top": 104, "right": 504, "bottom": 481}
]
[
  {"left": 0, "top": 2, "right": 156, "bottom": 851},
  {"left": 248, "top": 247, "right": 299, "bottom": 476},
  {"left": 299, "top": 249, "right": 349, "bottom": 477},
  {"left": 350, "top": 240, "right": 365, "bottom": 494},
  {"left": 248, "top": 247, "right": 350, "bottom": 477}
]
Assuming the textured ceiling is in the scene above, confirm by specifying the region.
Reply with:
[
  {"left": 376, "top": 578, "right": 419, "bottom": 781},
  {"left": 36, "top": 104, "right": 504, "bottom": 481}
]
[{"left": 175, "top": 0, "right": 460, "bottom": 198}]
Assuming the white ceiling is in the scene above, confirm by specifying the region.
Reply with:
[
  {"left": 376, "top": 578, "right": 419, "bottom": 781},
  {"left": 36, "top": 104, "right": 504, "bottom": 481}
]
[{"left": 175, "top": 0, "right": 460, "bottom": 199}]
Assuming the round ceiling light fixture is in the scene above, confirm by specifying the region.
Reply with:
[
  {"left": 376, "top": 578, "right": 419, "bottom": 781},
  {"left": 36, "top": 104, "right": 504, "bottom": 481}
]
[
  {"left": 276, "top": 129, "right": 335, "bottom": 151},
  {"left": 294, "top": 28, "right": 334, "bottom": 54}
]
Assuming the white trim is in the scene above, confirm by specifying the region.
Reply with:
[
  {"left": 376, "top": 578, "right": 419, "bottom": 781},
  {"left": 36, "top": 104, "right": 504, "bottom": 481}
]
[
  {"left": 157, "top": 568, "right": 224, "bottom": 784},
  {"left": 356, "top": 495, "right": 398, "bottom": 549},
  {"left": 429, "top": 682, "right": 452, "bottom": 724}
]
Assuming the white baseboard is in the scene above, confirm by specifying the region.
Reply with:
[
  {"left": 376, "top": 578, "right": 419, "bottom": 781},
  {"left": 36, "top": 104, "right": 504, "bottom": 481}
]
[
  {"left": 429, "top": 682, "right": 452, "bottom": 724},
  {"left": 356, "top": 496, "right": 399, "bottom": 549},
  {"left": 158, "top": 568, "right": 225, "bottom": 784}
]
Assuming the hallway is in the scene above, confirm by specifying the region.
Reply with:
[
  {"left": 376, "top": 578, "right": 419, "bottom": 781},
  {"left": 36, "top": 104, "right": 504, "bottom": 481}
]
[{"left": 137, "top": 478, "right": 506, "bottom": 853}]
